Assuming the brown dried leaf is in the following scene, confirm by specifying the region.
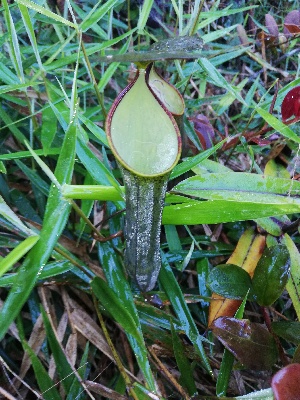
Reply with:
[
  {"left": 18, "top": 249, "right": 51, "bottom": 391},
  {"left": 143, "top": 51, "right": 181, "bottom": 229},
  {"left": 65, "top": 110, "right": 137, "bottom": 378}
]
[
  {"left": 66, "top": 333, "right": 78, "bottom": 367},
  {"left": 48, "top": 311, "right": 69, "bottom": 379},
  {"left": 284, "top": 10, "right": 300, "bottom": 36},
  {"left": 237, "top": 24, "right": 249, "bottom": 45},
  {"left": 19, "top": 314, "right": 45, "bottom": 379},
  {"left": 85, "top": 380, "right": 127, "bottom": 399},
  {"left": 68, "top": 298, "right": 113, "bottom": 360}
]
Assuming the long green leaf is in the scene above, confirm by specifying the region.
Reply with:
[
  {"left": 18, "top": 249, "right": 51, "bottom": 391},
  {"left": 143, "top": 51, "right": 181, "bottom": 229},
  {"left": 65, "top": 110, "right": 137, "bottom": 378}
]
[
  {"left": 80, "top": 0, "right": 120, "bottom": 32},
  {"left": 15, "top": 0, "right": 78, "bottom": 29},
  {"left": 198, "top": 57, "right": 246, "bottom": 105},
  {"left": 0, "top": 195, "right": 36, "bottom": 236},
  {"left": 0, "top": 113, "right": 77, "bottom": 340},
  {"left": 0, "top": 235, "right": 39, "bottom": 277},
  {"left": 284, "top": 234, "right": 300, "bottom": 320},
  {"left": 18, "top": 3, "right": 44, "bottom": 71},
  {"left": 159, "top": 255, "right": 212, "bottom": 375},
  {"left": 137, "top": 0, "right": 154, "bottom": 33},
  {"left": 92, "top": 243, "right": 155, "bottom": 391},
  {"left": 172, "top": 172, "right": 300, "bottom": 204},
  {"left": 162, "top": 199, "right": 300, "bottom": 225},
  {"left": 91, "top": 277, "right": 146, "bottom": 350},
  {"left": 256, "top": 106, "right": 300, "bottom": 144},
  {"left": 98, "top": 241, "right": 156, "bottom": 391},
  {"left": 171, "top": 323, "right": 197, "bottom": 396}
]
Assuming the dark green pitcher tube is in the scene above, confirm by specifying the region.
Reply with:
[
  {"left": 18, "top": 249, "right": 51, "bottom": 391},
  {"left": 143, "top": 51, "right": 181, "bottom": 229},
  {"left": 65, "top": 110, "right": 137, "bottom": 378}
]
[
  {"left": 122, "top": 167, "right": 169, "bottom": 291},
  {"left": 106, "top": 64, "right": 183, "bottom": 291}
]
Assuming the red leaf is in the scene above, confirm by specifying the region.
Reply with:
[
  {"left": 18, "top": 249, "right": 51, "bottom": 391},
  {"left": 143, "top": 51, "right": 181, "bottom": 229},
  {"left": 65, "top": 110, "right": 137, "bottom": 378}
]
[
  {"left": 211, "top": 317, "right": 278, "bottom": 369},
  {"left": 281, "top": 86, "right": 300, "bottom": 122},
  {"left": 271, "top": 363, "right": 300, "bottom": 400},
  {"left": 284, "top": 10, "right": 300, "bottom": 36}
]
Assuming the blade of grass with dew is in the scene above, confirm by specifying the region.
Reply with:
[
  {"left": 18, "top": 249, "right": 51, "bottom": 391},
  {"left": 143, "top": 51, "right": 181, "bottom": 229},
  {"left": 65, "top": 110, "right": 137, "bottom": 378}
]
[
  {"left": 198, "top": 57, "right": 246, "bottom": 105},
  {"left": 98, "top": 38, "right": 131, "bottom": 92},
  {"left": 197, "top": 6, "right": 257, "bottom": 30},
  {"left": 170, "top": 139, "right": 225, "bottom": 180},
  {"left": 0, "top": 195, "right": 35, "bottom": 236},
  {"left": 80, "top": 0, "right": 120, "bottom": 32},
  {"left": 137, "top": 0, "right": 154, "bottom": 34},
  {"left": 2, "top": 0, "right": 24, "bottom": 82},
  {"left": 202, "top": 24, "right": 239, "bottom": 44},
  {"left": 78, "top": 114, "right": 108, "bottom": 146},
  {"left": 256, "top": 106, "right": 300, "bottom": 144},
  {"left": 0, "top": 82, "right": 39, "bottom": 95},
  {"left": 97, "top": 240, "right": 156, "bottom": 391},
  {"left": 0, "top": 235, "right": 39, "bottom": 278},
  {"left": 0, "top": 260, "right": 81, "bottom": 288},
  {"left": 0, "top": 62, "right": 20, "bottom": 84},
  {"left": 18, "top": 3, "right": 44, "bottom": 72},
  {"left": 0, "top": 109, "right": 77, "bottom": 340},
  {"left": 76, "top": 139, "right": 122, "bottom": 194},
  {"left": 162, "top": 199, "right": 300, "bottom": 225},
  {"left": 182, "top": 0, "right": 201, "bottom": 36},
  {"left": 0, "top": 106, "right": 28, "bottom": 144},
  {"left": 159, "top": 254, "right": 212, "bottom": 375},
  {"left": 15, "top": 0, "right": 78, "bottom": 29},
  {"left": 283, "top": 234, "right": 300, "bottom": 320}
]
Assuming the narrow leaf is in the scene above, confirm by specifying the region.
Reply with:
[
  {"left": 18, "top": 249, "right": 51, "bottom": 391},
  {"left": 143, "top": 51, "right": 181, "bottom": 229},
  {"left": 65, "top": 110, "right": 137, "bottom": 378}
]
[
  {"left": 159, "top": 255, "right": 212, "bottom": 375},
  {"left": 0, "top": 235, "right": 39, "bottom": 277},
  {"left": 256, "top": 106, "right": 300, "bottom": 144}
]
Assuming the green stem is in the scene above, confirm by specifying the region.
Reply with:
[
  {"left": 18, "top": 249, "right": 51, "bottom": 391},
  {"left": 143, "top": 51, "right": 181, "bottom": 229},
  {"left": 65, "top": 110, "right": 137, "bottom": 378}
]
[
  {"left": 122, "top": 167, "right": 169, "bottom": 292},
  {"left": 80, "top": 39, "right": 107, "bottom": 118}
]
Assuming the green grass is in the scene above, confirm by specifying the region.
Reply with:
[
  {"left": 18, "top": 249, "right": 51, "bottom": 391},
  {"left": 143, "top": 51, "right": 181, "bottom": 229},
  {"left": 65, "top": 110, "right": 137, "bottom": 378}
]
[{"left": 1, "top": 0, "right": 300, "bottom": 398}]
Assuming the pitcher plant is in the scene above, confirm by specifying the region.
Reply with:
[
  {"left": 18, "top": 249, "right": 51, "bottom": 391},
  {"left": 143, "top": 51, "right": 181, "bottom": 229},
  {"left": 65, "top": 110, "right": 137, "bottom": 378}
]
[{"left": 105, "top": 37, "right": 202, "bottom": 291}]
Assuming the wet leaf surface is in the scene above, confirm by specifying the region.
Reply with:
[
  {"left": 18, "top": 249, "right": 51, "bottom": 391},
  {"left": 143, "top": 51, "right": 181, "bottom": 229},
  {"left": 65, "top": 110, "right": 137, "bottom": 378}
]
[
  {"left": 211, "top": 317, "right": 278, "bottom": 370},
  {"left": 207, "top": 264, "right": 253, "bottom": 300},
  {"left": 252, "top": 245, "right": 290, "bottom": 306},
  {"left": 272, "top": 321, "right": 300, "bottom": 345}
]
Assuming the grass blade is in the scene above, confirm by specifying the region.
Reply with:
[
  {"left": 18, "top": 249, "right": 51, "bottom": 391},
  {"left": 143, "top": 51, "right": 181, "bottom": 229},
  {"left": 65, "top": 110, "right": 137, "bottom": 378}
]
[
  {"left": 0, "top": 110, "right": 77, "bottom": 340},
  {"left": 0, "top": 235, "right": 39, "bottom": 277},
  {"left": 137, "top": 0, "right": 154, "bottom": 33},
  {"left": 15, "top": 0, "right": 78, "bottom": 29},
  {"left": 159, "top": 254, "right": 212, "bottom": 375},
  {"left": 256, "top": 106, "right": 300, "bottom": 144},
  {"left": 98, "top": 241, "right": 156, "bottom": 391}
]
